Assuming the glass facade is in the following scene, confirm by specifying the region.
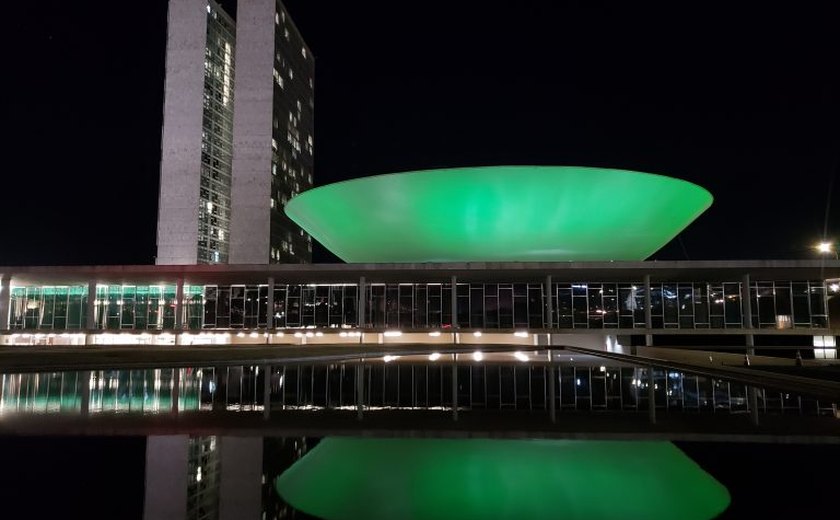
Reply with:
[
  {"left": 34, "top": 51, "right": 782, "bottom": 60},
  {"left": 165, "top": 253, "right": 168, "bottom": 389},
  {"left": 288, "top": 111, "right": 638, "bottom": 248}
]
[
  {"left": 0, "top": 364, "right": 835, "bottom": 417},
  {"left": 6, "top": 280, "right": 831, "bottom": 331},
  {"left": 198, "top": 2, "right": 236, "bottom": 264},
  {"left": 269, "top": 3, "right": 314, "bottom": 264}
]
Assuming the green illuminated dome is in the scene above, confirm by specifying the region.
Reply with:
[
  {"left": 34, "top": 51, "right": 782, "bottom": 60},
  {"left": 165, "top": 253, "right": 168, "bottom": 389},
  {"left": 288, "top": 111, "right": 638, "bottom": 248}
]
[
  {"left": 284, "top": 166, "right": 713, "bottom": 262},
  {"left": 275, "top": 438, "right": 730, "bottom": 520}
]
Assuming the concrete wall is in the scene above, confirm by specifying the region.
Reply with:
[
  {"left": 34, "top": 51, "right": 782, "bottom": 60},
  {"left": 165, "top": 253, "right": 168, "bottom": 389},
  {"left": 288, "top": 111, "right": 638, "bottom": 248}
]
[
  {"left": 156, "top": 0, "right": 207, "bottom": 265},
  {"left": 229, "top": 0, "right": 275, "bottom": 264},
  {"left": 144, "top": 435, "right": 189, "bottom": 520},
  {"left": 218, "top": 436, "right": 264, "bottom": 520}
]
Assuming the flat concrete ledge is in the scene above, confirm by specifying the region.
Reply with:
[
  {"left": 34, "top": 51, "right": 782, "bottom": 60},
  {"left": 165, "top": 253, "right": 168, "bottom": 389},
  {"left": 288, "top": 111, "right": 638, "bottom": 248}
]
[{"left": 1, "top": 409, "right": 838, "bottom": 443}]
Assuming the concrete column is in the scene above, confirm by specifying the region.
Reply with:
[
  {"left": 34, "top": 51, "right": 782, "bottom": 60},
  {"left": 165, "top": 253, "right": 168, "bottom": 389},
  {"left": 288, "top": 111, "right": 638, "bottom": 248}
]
[
  {"left": 545, "top": 275, "right": 553, "bottom": 330},
  {"left": 266, "top": 277, "right": 275, "bottom": 330},
  {"left": 80, "top": 370, "right": 91, "bottom": 416},
  {"left": 174, "top": 278, "right": 185, "bottom": 330},
  {"left": 648, "top": 365, "right": 656, "bottom": 424},
  {"left": 0, "top": 274, "right": 11, "bottom": 331},
  {"left": 547, "top": 349, "right": 556, "bottom": 423},
  {"left": 741, "top": 274, "right": 755, "bottom": 356},
  {"left": 451, "top": 275, "right": 458, "bottom": 329},
  {"left": 358, "top": 276, "right": 366, "bottom": 328},
  {"left": 171, "top": 368, "right": 181, "bottom": 414},
  {"left": 262, "top": 364, "right": 271, "bottom": 420},
  {"left": 213, "top": 367, "right": 226, "bottom": 412},
  {"left": 85, "top": 281, "right": 97, "bottom": 345},
  {"left": 143, "top": 435, "right": 189, "bottom": 520},
  {"left": 218, "top": 437, "right": 264, "bottom": 520},
  {"left": 356, "top": 362, "right": 364, "bottom": 420},
  {"left": 451, "top": 353, "right": 458, "bottom": 421},
  {"left": 644, "top": 274, "right": 653, "bottom": 347}
]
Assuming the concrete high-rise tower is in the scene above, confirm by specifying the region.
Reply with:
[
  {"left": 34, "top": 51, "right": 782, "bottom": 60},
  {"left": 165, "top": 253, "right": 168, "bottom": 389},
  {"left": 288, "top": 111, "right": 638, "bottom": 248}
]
[
  {"left": 229, "top": 0, "right": 314, "bottom": 264},
  {"left": 156, "top": 0, "right": 313, "bottom": 265}
]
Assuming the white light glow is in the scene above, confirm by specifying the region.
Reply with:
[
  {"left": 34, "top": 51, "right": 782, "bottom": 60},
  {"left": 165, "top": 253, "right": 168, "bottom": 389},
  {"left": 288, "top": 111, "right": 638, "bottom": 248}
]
[
  {"left": 339, "top": 332, "right": 348, "bottom": 337},
  {"left": 599, "top": 366, "right": 606, "bottom": 372},
  {"left": 473, "top": 331, "right": 482, "bottom": 337},
  {"left": 514, "top": 331, "right": 529, "bottom": 338},
  {"left": 383, "top": 330, "right": 402, "bottom": 337},
  {"left": 383, "top": 355, "right": 397, "bottom": 363},
  {"left": 315, "top": 331, "right": 323, "bottom": 337},
  {"left": 236, "top": 332, "right": 245, "bottom": 338},
  {"left": 514, "top": 351, "right": 529, "bottom": 362},
  {"left": 249, "top": 332, "right": 258, "bottom": 338},
  {"left": 294, "top": 332, "right": 303, "bottom": 338},
  {"left": 305, "top": 332, "right": 314, "bottom": 337},
  {"left": 428, "top": 352, "right": 441, "bottom": 361},
  {"left": 472, "top": 351, "right": 484, "bottom": 361},
  {"left": 428, "top": 331, "right": 441, "bottom": 337},
  {"left": 817, "top": 242, "right": 833, "bottom": 254}
]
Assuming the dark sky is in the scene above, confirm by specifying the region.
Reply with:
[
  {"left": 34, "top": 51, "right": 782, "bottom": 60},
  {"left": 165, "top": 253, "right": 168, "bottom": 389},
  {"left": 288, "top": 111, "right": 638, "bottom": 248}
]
[{"left": 6, "top": 1, "right": 839, "bottom": 265}]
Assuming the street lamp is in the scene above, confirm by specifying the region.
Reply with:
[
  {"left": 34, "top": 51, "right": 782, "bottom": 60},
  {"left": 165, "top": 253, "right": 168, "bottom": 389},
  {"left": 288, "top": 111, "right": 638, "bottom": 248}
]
[{"left": 816, "top": 241, "right": 838, "bottom": 259}]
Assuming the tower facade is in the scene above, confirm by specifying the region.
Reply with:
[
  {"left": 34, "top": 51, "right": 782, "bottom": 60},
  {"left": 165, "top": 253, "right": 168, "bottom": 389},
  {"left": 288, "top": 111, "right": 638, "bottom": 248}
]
[
  {"left": 229, "top": 0, "right": 314, "bottom": 264},
  {"left": 156, "top": 0, "right": 313, "bottom": 265}
]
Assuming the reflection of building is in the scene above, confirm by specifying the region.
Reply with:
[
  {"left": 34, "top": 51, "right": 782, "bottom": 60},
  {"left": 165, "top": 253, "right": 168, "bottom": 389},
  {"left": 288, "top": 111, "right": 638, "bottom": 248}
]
[
  {"left": 0, "top": 262, "right": 837, "bottom": 358},
  {"left": 144, "top": 435, "right": 263, "bottom": 520},
  {"left": 156, "top": 0, "right": 313, "bottom": 265}
]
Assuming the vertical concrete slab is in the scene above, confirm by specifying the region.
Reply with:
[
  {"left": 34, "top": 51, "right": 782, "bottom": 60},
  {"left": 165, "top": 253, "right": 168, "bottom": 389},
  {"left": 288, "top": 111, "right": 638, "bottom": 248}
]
[
  {"left": 218, "top": 437, "right": 264, "bottom": 520},
  {"left": 156, "top": 0, "right": 208, "bottom": 265},
  {"left": 144, "top": 435, "right": 189, "bottom": 520}
]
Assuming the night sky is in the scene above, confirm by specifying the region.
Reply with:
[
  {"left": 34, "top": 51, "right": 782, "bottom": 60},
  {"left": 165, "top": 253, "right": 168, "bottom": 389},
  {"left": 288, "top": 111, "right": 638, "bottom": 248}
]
[{"left": 6, "top": 1, "right": 839, "bottom": 265}]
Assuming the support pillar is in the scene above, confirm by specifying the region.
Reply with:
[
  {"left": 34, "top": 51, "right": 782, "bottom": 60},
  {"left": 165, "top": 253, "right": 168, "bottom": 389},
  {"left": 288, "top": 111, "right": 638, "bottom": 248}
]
[
  {"left": 266, "top": 277, "right": 275, "bottom": 330},
  {"left": 648, "top": 364, "right": 656, "bottom": 424},
  {"left": 358, "top": 276, "right": 366, "bottom": 329},
  {"left": 263, "top": 364, "right": 272, "bottom": 420},
  {"left": 450, "top": 275, "right": 458, "bottom": 330},
  {"left": 356, "top": 362, "right": 364, "bottom": 420},
  {"left": 0, "top": 274, "right": 10, "bottom": 331},
  {"left": 171, "top": 368, "right": 180, "bottom": 414},
  {"left": 545, "top": 275, "right": 553, "bottom": 330},
  {"left": 452, "top": 353, "right": 458, "bottom": 421},
  {"left": 644, "top": 274, "right": 653, "bottom": 347},
  {"left": 741, "top": 274, "right": 755, "bottom": 356},
  {"left": 174, "top": 278, "right": 184, "bottom": 330},
  {"left": 547, "top": 349, "right": 556, "bottom": 423},
  {"left": 80, "top": 370, "right": 91, "bottom": 416},
  {"left": 85, "top": 280, "right": 97, "bottom": 345}
]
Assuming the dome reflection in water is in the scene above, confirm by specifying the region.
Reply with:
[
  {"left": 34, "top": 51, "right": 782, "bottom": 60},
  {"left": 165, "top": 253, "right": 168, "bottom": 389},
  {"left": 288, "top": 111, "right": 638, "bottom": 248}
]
[{"left": 276, "top": 437, "right": 729, "bottom": 520}]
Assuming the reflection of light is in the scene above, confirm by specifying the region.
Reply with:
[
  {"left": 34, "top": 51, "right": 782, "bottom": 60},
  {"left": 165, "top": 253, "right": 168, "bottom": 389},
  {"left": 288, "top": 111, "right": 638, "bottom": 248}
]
[
  {"left": 305, "top": 332, "right": 314, "bottom": 338},
  {"left": 315, "top": 332, "right": 323, "bottom": 337},
  {"left": 294, "top": 332, "right": 303, "bottom": 338},
  {"left": 209, "top": 381, "right": 216, "bottom": 393},
  {"left": 576, "top": 378, "right": 581, "bottom": 386},
  {"left": 278, "top": 375, "right": 284, "bottom": 388},
  {"left": 428, "top": 331, "right": 441, "bottom": 337},
  {"left": 514, "top": 331, "right": 529, "bottom": 338},
  {"left": 830, "top": 283, "right": 840, "bottom": 292},
  {"left": 383, "top": 355, "right": 397, "bottom": 362},
  {"left": 237, "top": 332, "right": 245, "bottom": 338},
  {"left": 339, "top": 332, "right": 348, "bottom": 337},
  {"left": 428, "top": 352, "right": 441, "bottom": 361},
  {"left": 599, "top": 366, "right": 606, "bottom": 372},
  {"left": 473, "top": 331, "right": 482, "bottom": 337},
  {"left": 249, "top": 332, "right": 258, "bottom": 338},
  {"left": 384, "top": 331, "right": 402, "bottom": 337},
  {"left": 472, "top": 351, "right": 483, "bottom": 361},
  {"left": 514, "top": 351, "right": 529, "bottom": 362}
]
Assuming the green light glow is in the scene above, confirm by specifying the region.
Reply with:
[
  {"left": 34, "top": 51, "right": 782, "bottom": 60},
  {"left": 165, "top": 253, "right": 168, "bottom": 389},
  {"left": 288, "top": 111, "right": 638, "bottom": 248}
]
[
  {"left": 275, "top": 437, "right": 730, "bottom": 520},
  {"left": 284, "top": 166, "right": 712, "bottom": 262}
]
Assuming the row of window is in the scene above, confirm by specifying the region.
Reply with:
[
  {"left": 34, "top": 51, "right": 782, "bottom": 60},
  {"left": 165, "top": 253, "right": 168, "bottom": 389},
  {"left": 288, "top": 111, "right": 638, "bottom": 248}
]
[{"left": 7, "top": 281, "right": 832, "bottom": 330}]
